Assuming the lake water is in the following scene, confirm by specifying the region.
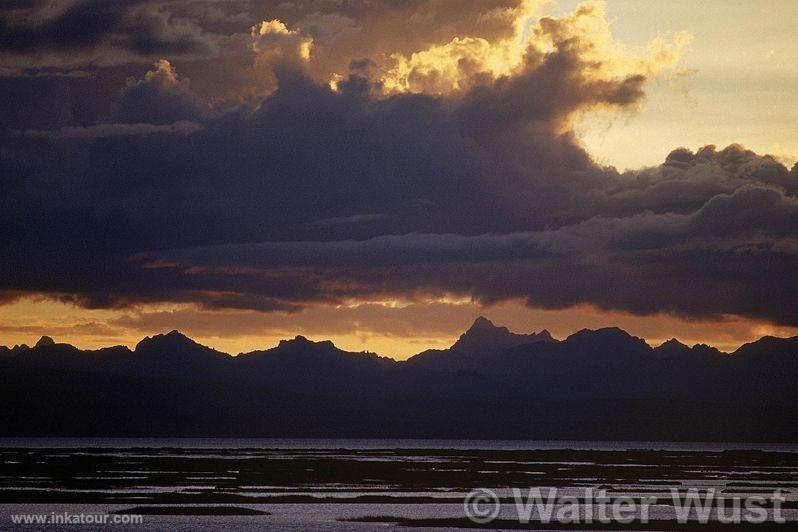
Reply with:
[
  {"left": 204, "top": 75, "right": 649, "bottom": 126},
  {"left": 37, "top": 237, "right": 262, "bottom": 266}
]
[
  {"left": 2, "top": 440, "right": 797, "bottom": 530},
  {"left": 3, "top": 438, "right": 798, "bottom": 451}
]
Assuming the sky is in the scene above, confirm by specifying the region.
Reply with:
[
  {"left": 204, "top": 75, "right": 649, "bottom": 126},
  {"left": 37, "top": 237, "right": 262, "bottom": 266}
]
[
  {"left": 562, "top": 0, "right": 798, "bottom": 170},
  {"left": 0, "top": 0, "right": 796, "bottom": 358}
]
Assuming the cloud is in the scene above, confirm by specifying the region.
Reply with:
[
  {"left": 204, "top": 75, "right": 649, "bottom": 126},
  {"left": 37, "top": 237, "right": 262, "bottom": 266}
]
[
  {"left": 264, "top": 0, "right": 535, "bottom": 85},
  {"left": 116, "top": 59, "right": 208, "bottom": 124},
  {"left": 252, "top": 19, "right": 312, "bottom": 61},
  {"left": 18, "top": 120, "right": 204, "bottom": 138},
  {"left": 379, "top": 1, "right": 689, "bottom": 96},
  {"left": 0, "top": 0, "right": 217, "bottom": 68},
  {"left": 0, "top": 66, "right": 93, "bottom": 78},
  {"left": 110, "top": 301, "right": 477, "bottom": 342},
  {"left": 249, "top": 19, "right": 314, "bottom": 92},
  {"left": 0, "top": 1, "right": 796, "bottom": 330},
  {"left": 133, "top": 185, "right": 796, "bottom": 324}
]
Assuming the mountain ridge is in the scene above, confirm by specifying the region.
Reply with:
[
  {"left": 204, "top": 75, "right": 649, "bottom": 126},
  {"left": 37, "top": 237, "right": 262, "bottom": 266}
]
[
  {"left": 1, "top": 317, "right": 796, "bottom": 440},
  {"left": 1, "top": 317, "right": 794, "bottom": 363}
]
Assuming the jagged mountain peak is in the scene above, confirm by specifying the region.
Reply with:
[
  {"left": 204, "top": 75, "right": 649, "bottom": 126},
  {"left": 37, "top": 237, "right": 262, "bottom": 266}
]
[
  {"left": 452, "top": 317, "right": 556, "bottom": 355},
  {"left": 163, "top": 329, "right": 193, "bottom": 342},
  {"left": 134, "top": 330, "right": 228, "bottom": 361},
  {"left": 568, "top": 327, "right": 645, "bottom": 344},
  {"left": 691, "top": 343, "right": 725, "bottom": 356},
  {"left": 653, "top": 338, "right": 693, "bottom": 358},
  {"left": 35, "top": 335, "right": 55, "bottom": 347},
  {"left": 277, "top": 335, "right": 336, "bottom": 350},
  {"left": 11, "top": 344, "right": 30, "bottom": 354},
  {"left": 469, "top": 316, "right": 501, "bottom": 330},
  {"left": 659, "top": 338, "right": 688, "bottom": 348},
  {"left": 136, "top": 330, "right": 193, "bottom": 347},
  {"left": 237, "top": 335, "right": 392, "bottom": 379}
]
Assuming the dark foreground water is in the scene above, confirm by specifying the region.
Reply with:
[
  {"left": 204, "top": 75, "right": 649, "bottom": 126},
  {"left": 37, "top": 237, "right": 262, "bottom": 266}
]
[
  {"left": 1, "top": 440, "right": 797, "bottom": 530},
  {"left": 3, "top": 438, "right": 798, "bottom": 451}
]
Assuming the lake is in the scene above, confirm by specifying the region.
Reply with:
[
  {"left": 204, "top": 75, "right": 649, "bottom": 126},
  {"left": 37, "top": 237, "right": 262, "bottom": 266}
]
[{"left": 2, "top": 440, "right": 797, "bottom": 530}]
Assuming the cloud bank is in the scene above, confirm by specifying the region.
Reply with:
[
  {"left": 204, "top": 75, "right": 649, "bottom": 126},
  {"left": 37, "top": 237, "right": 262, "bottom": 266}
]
[{"left": 1, "top": 0, "right": 796, "bottom": 327}]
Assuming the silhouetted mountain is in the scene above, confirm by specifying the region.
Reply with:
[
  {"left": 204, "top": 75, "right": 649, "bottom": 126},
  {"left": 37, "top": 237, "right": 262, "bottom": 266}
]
[
  {"left": 0, "top": 343, "right": 30, "bottom": 357},
  {"left": 132, "top": 330, "right": 231, "bottom": 377},
  {"left": 567, "top": 327, "right": 649, "bottom": 355},
  {"left": 734, "top": 335, "right": 798, "bottom": 359},
  {"left": 10, "top": 338, "right": 100, "bottom": 370},
  {"left": 408, "top": 317, "right": 555, "bottom": 371},
  {"left": 451, "top": 316, "right": 555, "bottom": 354},
  {"left": 409, "top": 324, "right": 650, "bottom": 379},
  {"left": 654, "top": 339, "right": 726, "bottom": 359},
  {"left": 235, "top": 335, "right": 395, "bottom": 392},
  {"left": 654, "top": 338, "right": 691, "bottom": 358},
  {"left": 34, "top": 336, "right": 55, "bottom": 348},
  {"left": 0, "top": 322, "right": 796, "bottom": 440}
]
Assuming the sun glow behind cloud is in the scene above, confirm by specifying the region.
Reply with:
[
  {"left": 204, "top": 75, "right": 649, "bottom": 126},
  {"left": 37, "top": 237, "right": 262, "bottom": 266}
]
[
  {"left": 324, "top": 0, "right": 692, "bottom": 103},
  {"left": 1, "top": 297, "right": 796, "bottom": 359},
  {"left": 246, "top": 0, "right": 690, "bottom": 105}
]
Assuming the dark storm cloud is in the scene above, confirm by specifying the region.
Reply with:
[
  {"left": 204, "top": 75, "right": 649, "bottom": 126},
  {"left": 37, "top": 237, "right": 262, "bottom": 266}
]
[
  {"left": 0, "top": 0, "right": 523, "bottom": 71},
  {"left": 144, "top": 185, "right": 798, "bottom": 324},
  {"left": 0, "top": 0, "right": 217, "bottom": 67},
  {"left": 116, "top": 60, "right": 208, "bottom": 124},
  {"left": 0, "top": 0, "right": 529, "bottom": 127},
  {"left": 0, "top": 1, "right": 796, "bottom": 326},
  {"left": 0, "top": 1, "right": 124, "bottom": 52}
]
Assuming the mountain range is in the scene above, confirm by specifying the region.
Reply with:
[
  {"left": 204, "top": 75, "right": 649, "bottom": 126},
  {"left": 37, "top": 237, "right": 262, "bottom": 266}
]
[{"left": 1, "top": 318, "right": 796, "bottom": 441}]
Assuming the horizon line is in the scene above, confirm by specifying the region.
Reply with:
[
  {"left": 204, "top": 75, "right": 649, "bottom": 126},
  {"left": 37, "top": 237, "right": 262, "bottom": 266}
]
[{"left": 4, "top": 318, "right": 796, "bottom": 360}]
